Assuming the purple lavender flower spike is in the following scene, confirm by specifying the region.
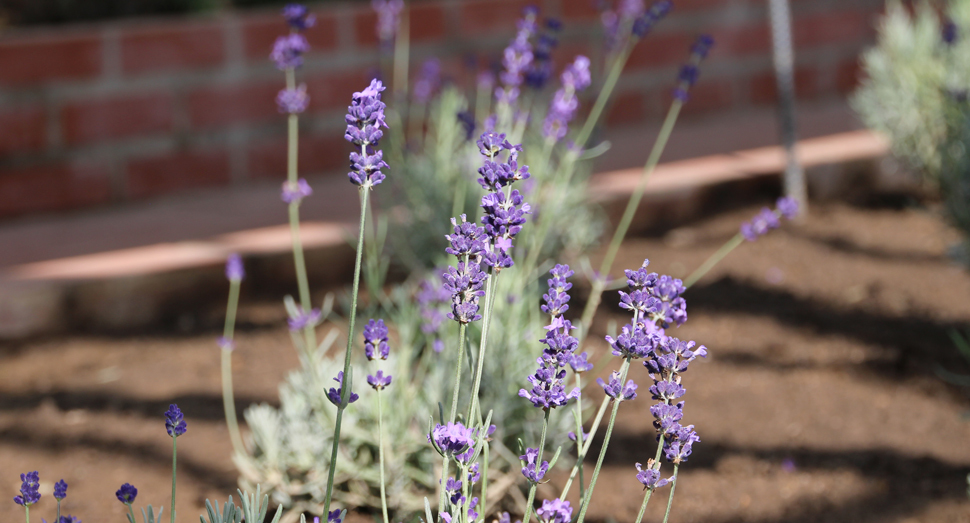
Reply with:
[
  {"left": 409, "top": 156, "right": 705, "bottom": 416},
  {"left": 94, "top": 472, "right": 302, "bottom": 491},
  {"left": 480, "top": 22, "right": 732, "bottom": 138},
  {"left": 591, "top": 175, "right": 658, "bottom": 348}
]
[
  {"left": 346, "top": 79, "right": 389, "bottom": 188},
  {"left": 271, "top": 33, "right": 310, "bottom": 70},
  {"left": 445, "top": 215, "right": 487, "bottom": 259},
  {"left": 536, "top": 498, "right": 572, "bottom": 523},
  {"left": 328, "top": 509, "right": 344, "bottom": 523},
  {"left": 372, "top": 0, "right": 405, "bottom": 46},
  {"left": 739, "top": 207, "right": 780, "bottom": 241},
  {"left": 57, "top": 516, "right": 81, "bottom": 523},
  {"left": 524, "top": 17, "right": 562, "bottom": 89},
  {"left": 281, "top": 178, "right": 313, "bottom": 204},
  {"left": 277, "top": 84, "right": 310, "bottom": 114},
  {"left": 943, "top": 20, "right": 958, "bottom": 45},
  {"left": 443, "top": 261, "right": 488, "bottom": 323},
  {"left": 632, "top": 0, "right": 672, "bottom": 38},
  {"left": 53, "top": 479, "right": 67, "bottom": 501},
  {"left": 225, "top": 253, "right": 244, "bottom": 281},
  {"left": 635, "top": 462, "right": 670, "bottom": 490},
  {"left": 520, "top": 447, "right": 550, "bottom": 483},
  {"left": 288, "top": 307, "right": 321, "bottom": 331},
  {"left": 541, "top": 264, "right": 574, "bottom": 315},
  {"left": 326, "top": 372, "right": 359, "bottom": 406},
  {"left": 543, "top": 55, "right": 592, "bottom": 141},
  {"left": 664, "top": 425, "right": 700, "bottom": 464},
  {"left": 457, "top": 111, "right": 476, "bottom": 141},
  {"left": 776, "top": 196, "right": 799, "bottom": 219},
  {"left": 283, "top": 4, "right": 316, "bottom": 31},
  {"left": 597, "top": 371, "right": 637, "bottom": 401},
  {"left": 115, "top": 483, "right": 137, "bottom": 504},
  {"left": 495, "top": 7, "right": 539, "bottom": 105},
  {"left": 519, "top": 358, "right": 581, "bottom": 409},
  {"left": 413, "top": 59, "right": 442, "bottom": 104},
  {"left": 367, "top": 370, "right": 393, "bottom": 390},
  {"left": 165, "top": 403, "right": 187, "bottom": 436},
  {"left": 430, "top": 421, "right": 475, "bottom": 456},
  {"left": 13, "top": 471, "right": 40, "bottom": 506},
  {"left": 363, "top": 318, "right": 390, "bottom": 360}
]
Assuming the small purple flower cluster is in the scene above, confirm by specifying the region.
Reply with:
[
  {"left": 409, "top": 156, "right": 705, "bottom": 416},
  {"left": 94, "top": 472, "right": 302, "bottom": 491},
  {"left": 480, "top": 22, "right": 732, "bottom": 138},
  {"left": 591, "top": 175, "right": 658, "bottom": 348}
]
[
  {"left": 281, "top": 178, "right": 314, "bottom": 205},
  {"left": 672, "top": 34, "right": 715, "bottom": 102},
  {"left": 282, "top": 4, "right": 316, "bottom": 31},
  {"left": 442, "top": 216, "right": 489, "bottom": 324},
  {"left": 739, "top": 196, "right": 799, "bottom": 242},
  {"left": 363, "top": 318, "right": 393, "bottom": 391},
  {"left": 288, "top": 307, "right": 322, "bottom": 331},
  {"left": 372, "top": 0, "right": 405, "bottom": 47},
  {"left": 632, "top": 0, "right": 672, "bottom": 38},
  {"left": 327, "top": 371, "right": 360, "bottom": 406},
  {"left": 271, "top": 4, "right": 314, "bottom": 71},
  {"left": 519, "top": 447, "right": 549, "bottom": 483},
  {"left": 599, "top": 0, "right": 671, "bottom": 51},
  {"left": 277, "top": 84, "right": 310, "bottom": 114},
  {"left": 644, "top": 336, "right": 706, "bottom": 464},
  {"left": 519, "top": 265, "right": 582, "bottom": 410},
  {"left": 536, "top": 498, "right": 573, "bottom": 523},
  {"left": 439, "top": 463, "right": 482, "bottom": 523},
  {"left": 430, "top": 421, "right": 476, "bottom": 459},
  {"left": 53, "top": 479, "right": 67, "bottom": 501},
  {"left": 543, "top": 55, "right": 592, "bottom": 141},
  {"left": 346, "top": 80, "right": 389, "bottom": 188},
  {"left": 165, "top": 403, "right": 187, "bottom": 437},
  {"left": 225, "top": 253, "right": 245, "bottom": 281},
  {"left": 13, "top": 471, "right": 40, "bottom": 506},
  {"left": 496, "top": 7, "right": 539, "bottom": 106},
  {"left": 116, "top": 483, "right": 137, "bottom": 504}
]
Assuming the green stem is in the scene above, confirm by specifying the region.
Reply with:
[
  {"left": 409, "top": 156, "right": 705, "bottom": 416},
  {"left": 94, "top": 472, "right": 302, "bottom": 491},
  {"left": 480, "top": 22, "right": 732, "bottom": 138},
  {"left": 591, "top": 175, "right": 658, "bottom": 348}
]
[
  {"left": 322, "top": 188, "right": 370, "bottom": 519},
  {"left": 439, "top": 322, "right": 467, "bottom": 519},
  {"left": 24, "top": 505, "right": 28, "bottom": 523},
  {"left": 467, "top": 270, "right": 498, "bottom": 424},
  {"left": 558, "top": 383, "right": 609, "bottom": 500},
  {"left": 220, "top": 279, "right": 245, "bottom": 457},
  {"left": 127, "top": 504, "right": 137, "bottom": 523},
  {"left": 660, "top": 465, "right": 680, "bottom": 523},
  {"left": 578, "top": 99, "right": 684, "bottom": 334},
  {"left": 572, "top": 372, "right": 586, "bottom": 502},
  {"left": 56, "top": 500, "right": 61, "bottom": 523},
  {"left": 683, "top": 233, "right": 744, "bottom": 289},
  {"left": 572, "top": 43, "right": 633, "bottom": 151},
  {"left": 478, "top": 442, "right": 489, "bottom": 523},
  {"left": 170, "top": 436, "right": 177, "bottom": 523},
  {"left": 378, "top": 389, "right": 390, "bottom": 523},
  {"left": 522, "top": 409, "right": 551, "bottom": 523},
  {"left": 574, "top": 359, "right": 631, "bottom": 523}
]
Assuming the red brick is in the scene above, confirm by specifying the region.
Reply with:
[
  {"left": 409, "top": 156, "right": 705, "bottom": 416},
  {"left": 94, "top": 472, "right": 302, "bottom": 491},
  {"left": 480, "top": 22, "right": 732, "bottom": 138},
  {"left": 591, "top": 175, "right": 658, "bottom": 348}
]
[
  {"left": 61, "top": 92, "right": 174, "bottom": 145},
  {"left": 836, "top": 57, "right": 862, "bottom": 94},
  {"left": 247, "top": 134, "right": 346, "bottom": 180},
  {"left": 0, "top": 105, "right": 46, "bottom": 156},
  {"left": 121, "top": 22, "right": 225, "bottom": 75},
  {"left": 0, "top": 33, "right": 102, "bottom": 86},
  {"left": 355, "top": 2, "right": 447, "bottom": 47},
  {"left": 676, "top": 0, "right": 737, "bottom": 12},
  {"left": 747, "top": 67, "right": 819, "bottom": 105},
  {"left": 126, "top": 149, "right": 230, "bottom": 199},
  {"left": 706, "top": 24, "right": 772, "bottom": 58},
  {"left": 793, "top": 10, "right": 875, "bottom": 48},
  {"left": 304, "top": 69, "right": 374, "bottom": 112},
  {"left": 561, "top": 0, "right": 599, "bottom": 21},
  {"left": 459, "top": 0, "right": 533, "bottom": 35},
  {"left": 626, "top": 32, "right": 693, "bottom": 69},
  {"left": 242, "top": 11, "right": 338, "bottom": 61},
  {"left": 678, "top": 77, "right": 734, "bottom": 116},
  {"left": 0, "top": 161, "right": 110, "bottom": 217},
  {"left": 605, "top": 90, "right": 647, "bottom": 127},
  {"left": 186, "top": 81, "right": 280, "bottom": 130}
]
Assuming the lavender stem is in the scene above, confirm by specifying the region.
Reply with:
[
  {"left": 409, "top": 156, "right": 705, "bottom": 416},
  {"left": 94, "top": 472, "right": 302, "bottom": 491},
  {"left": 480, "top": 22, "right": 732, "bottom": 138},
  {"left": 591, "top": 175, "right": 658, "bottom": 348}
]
[
  {"left": 559, "top": 392, "right": 610, "bottom": 500},
  {"left": 322, "top": 187, "right": 371, "bottom": 518},
  {"left": 439, "top": 321, "right": 468, "bottom": 519},
  {"left": 378, "top": 388, "right": 390, "bottom": 523},
  {"left": 634, "top": 436, "right": 667, "bottom": 523},
  {"left": 683, "top": 233, "right": 744, "bottom": 289},
  {"left": 660, "top": 465, "right": 680, "bottom": 523},
  {"left": 170, "top": 435, "right": 177, "bottom": 523},
  {"left": 523, "top": 408, "right": 551, "bottom": 523},
  {"left": 466, "top": 270, "right": 498, "bottom": 425},
  {"left": 220, "top": 278, "right": 245, "bottom": 457}
]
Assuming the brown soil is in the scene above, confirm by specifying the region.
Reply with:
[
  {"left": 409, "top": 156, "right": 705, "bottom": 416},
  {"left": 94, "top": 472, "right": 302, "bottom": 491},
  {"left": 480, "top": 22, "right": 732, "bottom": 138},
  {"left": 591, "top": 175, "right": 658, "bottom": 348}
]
[{"left": 1, "top": 201, "right": 969, "bottom": 523}]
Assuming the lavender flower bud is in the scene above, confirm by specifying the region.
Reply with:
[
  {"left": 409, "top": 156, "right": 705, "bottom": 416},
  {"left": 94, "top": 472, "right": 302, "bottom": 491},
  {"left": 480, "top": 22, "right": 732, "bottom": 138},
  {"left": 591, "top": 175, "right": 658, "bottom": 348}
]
[
  {"left": 282, "top": 4, "right": 316, "bottom": 31},
  {"left": 776, "top": 196, "right": 799, "bottom": 219},
  {"left": 740, "top": 207, "right": 780, "bottom": 241},
  {"left": 632, "top": 0, "right": 672, "bottom": 38},
  {"left": 326, "top": 371, "right": 359, "bottom": 406},
  {"left": 367, "top": 370, "right": 393, "bottom": 390},
  {"left": 271, "top": 33, "right": 310, "bottom": 70},
  {"left": 217, "top": 336, "right": 235, "bottom": 351},
  {"left": 13, "top": 471, "right": 40, "bottom": 506},
  {"left": 281, "top": 178, "right": 313, "bottom": 204},
  {"left": 277, "top": 84, "right": 309, "bottom": 114},
  {"left": 543, "top": 56, "right": 591, "bottom": 141},
  {"left": 346, "top": 80, "right": 389, "bottom": 188},
  {"left": 225, "top": 253, "right": 244, "bottom": 281},
  {"left": 443, "top": 261, "right": 488, "bottom": 323},
  {"left": 943, "top": 20, "right": 958, "bottom": 45},
  {"left": 413, "top": 59, "right": 441, "bottom": 104},
  {"left": 625, "top": 259, "right": 658, "bottom": 289},
  {"left": 328, "top": 509, "right": 344, "bottom": 523},
  {"left": 165, "top": 403, "right": 187, "bottom": 437},
  {"left": 445, "top": 215, "right": 487, "bottom": 259},
  {"left": 568, "top": 351, "right": 593, "bottom": 373},
  {"left": 536, "top": 498, "right": 572, "bottom": 523},
  {"left": 372, "top": 0, "right": 405, "bottom": 46},
  {"left": 363, "top": 319, "right": 390, "bottom": 360},
  {"left": 115, "top": 483, "right": 137, "bottom": 505},
  {"left": 635, "top": 462, "right": 670, "bottom": 490},
  {"left": 597, "top": 371, "right": 637, "bottom": 401},
  {"left": 520, "top": 447, "right": 549, "bottom": 483},
  {"left": 672, "top": 35, "right": 714, "bottom": 102},
  {"left": 430, "top": 421, "right": 475, "bottom": 456},
  {"left": 53, "top": 479, "right": 67, "bottom": 501}
]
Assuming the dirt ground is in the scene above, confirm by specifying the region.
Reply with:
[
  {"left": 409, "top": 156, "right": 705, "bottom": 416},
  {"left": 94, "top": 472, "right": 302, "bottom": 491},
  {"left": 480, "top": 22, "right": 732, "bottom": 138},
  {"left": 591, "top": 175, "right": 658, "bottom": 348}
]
[{"left": 1, "top": 200, "right": 969, "bottom": 523}]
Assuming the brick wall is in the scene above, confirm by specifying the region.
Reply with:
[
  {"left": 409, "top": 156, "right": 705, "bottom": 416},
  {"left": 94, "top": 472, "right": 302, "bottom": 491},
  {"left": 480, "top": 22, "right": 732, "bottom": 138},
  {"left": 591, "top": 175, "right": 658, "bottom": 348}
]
[{"left": 0, "top": 0, "right": 881, "bottom": 219}]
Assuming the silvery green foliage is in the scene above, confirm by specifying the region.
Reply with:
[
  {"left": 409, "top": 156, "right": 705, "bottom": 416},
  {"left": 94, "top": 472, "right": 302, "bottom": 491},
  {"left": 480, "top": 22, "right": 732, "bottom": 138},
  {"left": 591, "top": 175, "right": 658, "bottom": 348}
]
[
  {"left": 200, "top": 496, "right": 241, "bottom": 523},
  {"left": 128, "top": 506, "right": 163, "bottom": 523},
  {"left": 853, "top": 0, "right": 970, "bottom": 253},
  {"left": 241, "top": 79, "right": 602, "bottom": 523},
  {"left": 238, "top": 487, "right": 283, "bottom": 523}
]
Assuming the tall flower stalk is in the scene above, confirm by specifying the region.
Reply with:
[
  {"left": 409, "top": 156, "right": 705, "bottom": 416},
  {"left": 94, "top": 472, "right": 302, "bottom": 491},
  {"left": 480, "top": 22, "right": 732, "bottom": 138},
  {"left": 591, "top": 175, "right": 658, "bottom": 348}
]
[
  {"left": 220, "top": 254, "right": 246, "bottom": 458},
  {"left": 364, "top": 319, "right": 394, "bottom": 523},
  {"left": 322, "top": 77, "right": 390, "bottom": 519},
  {"left": 165, "top": 404, "right": 187, "bottom": 523}
]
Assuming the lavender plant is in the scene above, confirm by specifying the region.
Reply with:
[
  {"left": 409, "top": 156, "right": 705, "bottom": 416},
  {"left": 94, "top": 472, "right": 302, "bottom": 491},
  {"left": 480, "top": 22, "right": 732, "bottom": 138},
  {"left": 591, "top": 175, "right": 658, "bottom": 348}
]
[{"left": 222, "top": 3, "right": 790, "bottom": 522}]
